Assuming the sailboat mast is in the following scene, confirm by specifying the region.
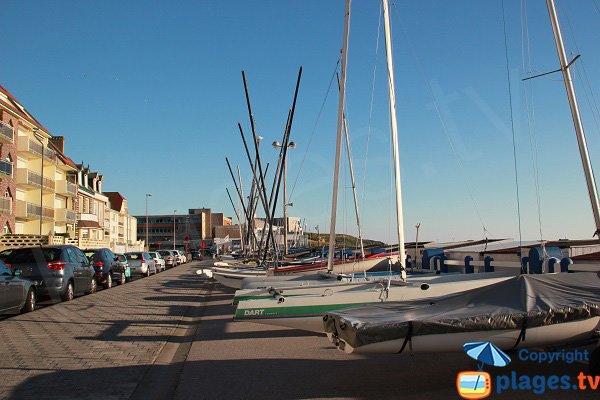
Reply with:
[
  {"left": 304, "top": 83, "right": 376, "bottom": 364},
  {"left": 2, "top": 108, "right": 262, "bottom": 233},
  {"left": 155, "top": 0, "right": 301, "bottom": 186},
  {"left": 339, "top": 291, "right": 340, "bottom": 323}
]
[
  {"left": 546, "top": 0, "right": 600, "bottom": 234},
  {"left": 327, "top": 0, "right": 351, "bottom": 272},
  {"left": 382, "top": 0, "right": 406, "bottom": 275},
  {"left": 343, "top": 113, "right": 365, "bottom": 259}
]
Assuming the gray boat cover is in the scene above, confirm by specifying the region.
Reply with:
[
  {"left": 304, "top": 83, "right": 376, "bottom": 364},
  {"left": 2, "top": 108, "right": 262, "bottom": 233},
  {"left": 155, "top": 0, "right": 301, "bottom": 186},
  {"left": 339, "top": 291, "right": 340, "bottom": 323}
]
[{"left": 323, "top": 272, "right": 600, "bottom": 350}]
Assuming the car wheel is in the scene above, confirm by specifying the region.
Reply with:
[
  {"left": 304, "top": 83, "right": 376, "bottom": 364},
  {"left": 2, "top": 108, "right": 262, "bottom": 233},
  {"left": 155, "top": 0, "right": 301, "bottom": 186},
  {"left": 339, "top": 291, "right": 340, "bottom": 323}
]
[
  {"left": 105, "top": 273, "right": 112, "bottom": 289},
  {"left": 118, "top": 272, "right": 126, "bottom": 285},
  {"left": 88, "top": 278, "right": 97, "bottom": 294},
  {"left": 62, "top": 281, "right": 74, "bottom": 302},
  {"left": 21, "top": 288, "right": 36, "bottom": 313}
]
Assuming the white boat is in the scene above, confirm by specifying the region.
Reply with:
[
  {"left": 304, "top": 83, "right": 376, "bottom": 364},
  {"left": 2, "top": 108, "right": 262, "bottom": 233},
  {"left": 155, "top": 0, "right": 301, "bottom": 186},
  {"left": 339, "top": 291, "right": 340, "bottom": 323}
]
[
  {"left": 322, "top": 272, "right": 600, "bottom": 354},
  {"left": 210, "top": 252, "right": 398, "bottom": 289},
  {"left": 234, "top": 271, "right": 513, "bottom": 332}
]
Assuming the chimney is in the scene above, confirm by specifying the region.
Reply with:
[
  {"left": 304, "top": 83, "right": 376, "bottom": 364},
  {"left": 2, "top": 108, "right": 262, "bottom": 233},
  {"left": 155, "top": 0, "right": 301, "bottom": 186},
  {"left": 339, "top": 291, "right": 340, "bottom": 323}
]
[{"left": 50, "top": 136, "right": 65, "bottom": 153}]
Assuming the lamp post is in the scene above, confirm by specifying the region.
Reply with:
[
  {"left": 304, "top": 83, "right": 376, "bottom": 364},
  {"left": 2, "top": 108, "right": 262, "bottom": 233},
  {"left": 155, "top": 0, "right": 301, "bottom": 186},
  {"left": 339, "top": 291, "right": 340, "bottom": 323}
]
[
  {"left": 33, "top": 128, "right": 44, "bottom": 235},
  {"left": 145, "top": 194, "right": 152, "bottom": 251},
  {"left": 415, "top": 223, "right": 421, "bottom": 270},
  {"left": 272, "top": 140, "right": 296, "bottom": 254},
  {"left": 173, "top": 210, "right": 177, "bottom": 251}
]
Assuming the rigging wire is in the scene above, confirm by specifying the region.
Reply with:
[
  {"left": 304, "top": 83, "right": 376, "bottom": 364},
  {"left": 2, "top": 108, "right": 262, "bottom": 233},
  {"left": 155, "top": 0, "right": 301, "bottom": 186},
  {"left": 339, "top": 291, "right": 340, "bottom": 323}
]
[
  {"left": 559, "top": 0, "right": 600, "bottom": 138},
  {"left": 521, "top": 0, "right": 545, "bottom": 243},
  {"left": 360, "top": 1, "right": 383, "bottom": 245},
  {"left": 501, "top": 0, "right": 524, "bottom": 253},
  {"left": 395, "top": 10, "right": 490, "bottom": 237},
  {"left": 287, "top": 59, "right": 340, "bottom": 201}
]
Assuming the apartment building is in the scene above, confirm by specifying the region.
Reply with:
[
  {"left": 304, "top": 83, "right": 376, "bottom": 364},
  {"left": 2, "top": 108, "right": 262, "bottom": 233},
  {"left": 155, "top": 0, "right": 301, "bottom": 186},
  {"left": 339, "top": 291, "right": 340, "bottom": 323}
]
[
  {"left": 0, "top": 85, "right": 78, "bottom": 237},
  {"left": 70, "top": 164, "right": 109, "bottom": 242},
  {"left": 104, "top": 192, "right": 138, "bottom": 253}
]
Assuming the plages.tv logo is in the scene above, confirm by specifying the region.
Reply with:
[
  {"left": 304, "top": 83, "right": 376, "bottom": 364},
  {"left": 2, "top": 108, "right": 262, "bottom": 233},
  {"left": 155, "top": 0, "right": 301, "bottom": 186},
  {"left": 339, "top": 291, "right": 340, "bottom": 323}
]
[{"left": 457, "top": 342, "right": 511, "bottom": 399}]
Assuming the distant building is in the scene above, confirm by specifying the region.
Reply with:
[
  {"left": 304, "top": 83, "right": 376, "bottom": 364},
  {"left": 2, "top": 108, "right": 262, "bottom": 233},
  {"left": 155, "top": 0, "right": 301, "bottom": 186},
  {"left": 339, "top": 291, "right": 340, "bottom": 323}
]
[{"left": 136, "top": 208, "right": 225, "bottom": 251}]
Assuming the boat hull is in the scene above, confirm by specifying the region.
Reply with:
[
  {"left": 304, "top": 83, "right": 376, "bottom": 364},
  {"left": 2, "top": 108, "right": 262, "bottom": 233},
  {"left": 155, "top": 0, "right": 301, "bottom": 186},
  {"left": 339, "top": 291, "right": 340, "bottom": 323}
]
[
  {"left": 335, "top": 317, "right": 600, "bottom": 354},
  {"left": 234, "top": 273, "right": 513, "bottom": 332}
]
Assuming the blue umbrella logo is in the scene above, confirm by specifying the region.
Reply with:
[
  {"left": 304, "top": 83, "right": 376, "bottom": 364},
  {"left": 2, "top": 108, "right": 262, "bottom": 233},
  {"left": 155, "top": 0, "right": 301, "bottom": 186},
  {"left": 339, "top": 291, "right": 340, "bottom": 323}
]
[{"left": 463, "top": 341, "right": 511, "bottom": 370}]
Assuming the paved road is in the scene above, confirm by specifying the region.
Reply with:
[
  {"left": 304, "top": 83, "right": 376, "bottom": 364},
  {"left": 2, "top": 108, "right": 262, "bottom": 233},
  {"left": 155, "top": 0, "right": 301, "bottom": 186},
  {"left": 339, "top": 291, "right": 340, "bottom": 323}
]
[{"left": 1, "top": 260, "right": 598, "bottom": 399}]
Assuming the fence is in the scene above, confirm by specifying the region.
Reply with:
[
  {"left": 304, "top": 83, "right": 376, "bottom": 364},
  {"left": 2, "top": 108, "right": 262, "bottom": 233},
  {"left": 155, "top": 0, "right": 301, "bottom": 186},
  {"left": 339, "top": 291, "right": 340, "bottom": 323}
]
[{"left": 0, "top": 234, "right": 143, "bottom": 252}]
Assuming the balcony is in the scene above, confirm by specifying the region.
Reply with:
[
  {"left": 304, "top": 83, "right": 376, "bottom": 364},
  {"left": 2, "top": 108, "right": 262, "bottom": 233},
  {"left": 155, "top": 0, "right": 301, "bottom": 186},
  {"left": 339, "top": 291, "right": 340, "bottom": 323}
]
[
  {"left": 16, "top": 169, "right": 55, "bottom": 192},
  {"left": 15, "top": 200, "right": 54, "bottom": 221},
  {"left": 55, "top": 208, "right": 76, "bottom": 224},
  {"left": 0, "top": 197, "right": 12, "bottom": 214},
  {"left": 0, "top": 121, "right": 14, "bottom": 144},
  {"left": 17, "top": 138, "right": 56, "bottom": 163},
  {"left": 0, "top": 160, "right": 13, "bottom": 178},
  {"left": 56, "top": 180, "right": 77, "bottom": 197}
]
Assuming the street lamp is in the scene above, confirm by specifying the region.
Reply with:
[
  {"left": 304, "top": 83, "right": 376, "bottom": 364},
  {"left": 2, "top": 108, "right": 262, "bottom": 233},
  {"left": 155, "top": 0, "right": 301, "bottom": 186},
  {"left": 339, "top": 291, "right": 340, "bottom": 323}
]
[
  {"left": 33, "top": 128, "right": 44, "bottom": 235},
  {"left": 272, "top": 140, "right": 296, "bottom": 254},
  {"left": 173, "top": 210, "right": 177, "bottom": 251},
  {"left": 145, "top": 194, "right": 152, "bottom": 251}
]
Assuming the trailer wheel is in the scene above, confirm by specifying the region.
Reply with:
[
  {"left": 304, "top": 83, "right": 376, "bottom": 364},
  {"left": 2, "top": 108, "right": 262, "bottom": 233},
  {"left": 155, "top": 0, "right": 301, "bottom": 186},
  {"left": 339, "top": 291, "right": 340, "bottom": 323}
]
[{"left": 590, "top": 346, "right": 600, "bottom": 376}]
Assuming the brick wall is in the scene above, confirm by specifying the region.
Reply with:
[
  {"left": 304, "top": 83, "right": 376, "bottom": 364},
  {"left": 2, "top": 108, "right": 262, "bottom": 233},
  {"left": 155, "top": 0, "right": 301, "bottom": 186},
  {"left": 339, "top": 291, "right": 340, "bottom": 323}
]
[{"left": 0, "top": 110, "right": 18, "bottom": 234}]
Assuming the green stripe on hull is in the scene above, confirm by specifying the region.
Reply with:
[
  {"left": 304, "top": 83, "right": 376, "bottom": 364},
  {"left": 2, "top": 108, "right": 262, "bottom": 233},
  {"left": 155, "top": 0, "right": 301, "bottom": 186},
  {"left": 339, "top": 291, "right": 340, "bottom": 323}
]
[{"left": 234, "top": 302, "right": 369, "bottom": 320}]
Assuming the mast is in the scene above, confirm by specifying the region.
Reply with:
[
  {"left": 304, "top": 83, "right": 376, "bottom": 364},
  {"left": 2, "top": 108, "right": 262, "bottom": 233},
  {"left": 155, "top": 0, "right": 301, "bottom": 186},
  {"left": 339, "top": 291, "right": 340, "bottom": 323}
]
[
  {"left": 546, "top": 0, "right": 600, "bottom": 234},
  {"left": 382, "top": 0, "right": 406, "bottom": 278},
  {"left": 343, "top": 113, "right": 365, "bottom": 259},
  {"left": 327, "top": 0, "right": 351, "bottom": 272}
]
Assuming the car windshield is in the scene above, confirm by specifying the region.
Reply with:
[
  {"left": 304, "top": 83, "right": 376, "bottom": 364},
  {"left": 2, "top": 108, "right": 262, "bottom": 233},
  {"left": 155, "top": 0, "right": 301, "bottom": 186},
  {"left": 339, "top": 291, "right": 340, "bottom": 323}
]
[
  {"left": 158, "top": 251, "right": 170, "bottom": 256},
  {"left": 127, "top": 253, "right": 142, "bottom": 260},
  {"left": 116, "top": 254, "right": 126, "bottom": 262}
]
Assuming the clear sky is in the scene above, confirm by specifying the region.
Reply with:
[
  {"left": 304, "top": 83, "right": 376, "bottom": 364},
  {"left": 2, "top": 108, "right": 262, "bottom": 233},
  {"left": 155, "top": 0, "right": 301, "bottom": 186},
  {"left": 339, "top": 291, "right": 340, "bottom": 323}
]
[{"left": 3, "top": 0, "right": 600, "bottom": 244}]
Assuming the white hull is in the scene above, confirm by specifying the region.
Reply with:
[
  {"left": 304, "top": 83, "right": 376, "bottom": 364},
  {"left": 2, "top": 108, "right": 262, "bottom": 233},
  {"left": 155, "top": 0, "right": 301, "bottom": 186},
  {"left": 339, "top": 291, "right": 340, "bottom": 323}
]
[
  {"left": 234, "top": 273, "right": 513, "bottom": 332},
  {"left": 234, "top": 271, "right": 511, "bottom": 303},
  {"left": 210, "top": 254, "right": 398, "bottom": 289},
  {"left": 335, "top": 317, "right": 600, "bottom": 354}
]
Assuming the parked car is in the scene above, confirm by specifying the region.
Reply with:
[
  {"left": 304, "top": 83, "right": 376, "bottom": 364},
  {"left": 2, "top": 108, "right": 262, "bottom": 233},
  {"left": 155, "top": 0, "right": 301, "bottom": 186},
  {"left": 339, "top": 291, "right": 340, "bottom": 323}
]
[
  {"left": 175, "top": 250, "right": 187, "bottom": 264},
  {"left": 83, "top": 248, "right": 125, "bottom": 288},
  {"left": 148, "top": 252, "right": 165, "bottom": 272},
  {"left": 190, "top": 250, "right": 202, "bottom": 260},
  {"left": 5, "top": 246, "right": 95, "bottom": 302},
  {"left": 114, "top": 253, "right": 131, "bottom": 281},
  {"left": 157, "top": 250, "right": 176, "bottom": 268},
  {"left": 0, "top": 260, "right": 36, "bottom": 314},
  {"left": 125, "top": 252, "right": 156, "bottom": 277}
]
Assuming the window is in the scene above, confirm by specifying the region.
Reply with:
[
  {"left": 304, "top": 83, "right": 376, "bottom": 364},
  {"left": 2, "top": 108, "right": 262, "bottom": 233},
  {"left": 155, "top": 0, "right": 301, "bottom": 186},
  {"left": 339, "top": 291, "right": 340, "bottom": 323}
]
[{"left": 0, "top": 262, "right": 11, "bottom": 276}]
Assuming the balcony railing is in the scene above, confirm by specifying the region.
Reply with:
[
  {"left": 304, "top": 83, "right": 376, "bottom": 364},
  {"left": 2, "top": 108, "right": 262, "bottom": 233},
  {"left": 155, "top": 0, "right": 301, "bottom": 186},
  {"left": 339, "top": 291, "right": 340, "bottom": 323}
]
[
  {"left": 16, "top": 169, "right": 55, "bottom": 191},
  {"left": 28, "top": 139, "right": 42, "bottom": 156},
  {"left": 0, "top": 160, "right": 12, "bottom": 177},
  {"left": 16, "top": 138, "right": 56, "bottom": 163},
  {"left": 56, "top": 208, "right": 76, "bottom": 224},
  {"left": 56, "top": 180, "right": 77, "bottom": 196},
  {"left": 0, "top": 121, "right": 14, "bottom": 143},
  {"left": 43, "top": 146, "right": 55, "bottom": 160},
  {"left": 15, "top": 200, "right": 54, "bottom": 221},
  {"left": 0, "top": 197, "right": 12, "bottom": 214}
]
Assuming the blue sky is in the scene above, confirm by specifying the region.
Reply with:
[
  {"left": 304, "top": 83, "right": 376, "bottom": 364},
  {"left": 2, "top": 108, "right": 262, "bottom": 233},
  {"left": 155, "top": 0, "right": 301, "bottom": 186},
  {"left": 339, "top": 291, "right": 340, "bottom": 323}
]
[{"left": 3, "top": 0, "right": 600, "bottom": 243}]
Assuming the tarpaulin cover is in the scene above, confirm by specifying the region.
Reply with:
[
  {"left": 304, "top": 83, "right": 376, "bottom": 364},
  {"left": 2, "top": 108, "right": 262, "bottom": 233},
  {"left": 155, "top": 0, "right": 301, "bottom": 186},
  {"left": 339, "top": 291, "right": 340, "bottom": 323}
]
[{"left": 323, "top": 272, "right": 600, "bottom": 349}]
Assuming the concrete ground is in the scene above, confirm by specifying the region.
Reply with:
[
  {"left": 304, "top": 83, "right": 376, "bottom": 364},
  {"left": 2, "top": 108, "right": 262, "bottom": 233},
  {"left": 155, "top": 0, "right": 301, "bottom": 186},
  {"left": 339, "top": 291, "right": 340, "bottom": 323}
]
[{"left": 0, "top": 259, "right": 597, "bottom": 399}]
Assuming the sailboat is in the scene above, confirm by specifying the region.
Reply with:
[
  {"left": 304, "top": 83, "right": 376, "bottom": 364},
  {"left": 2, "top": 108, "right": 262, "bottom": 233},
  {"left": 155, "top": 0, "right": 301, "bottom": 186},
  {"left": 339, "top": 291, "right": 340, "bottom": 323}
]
[
  {"left": 323, "top": 271, "right": 600, "bottom": 354},
  {"left": 322, "top": 0, "right": 600, "bottom": 363},
  {"left": 208, "top": 0, "right": 402, "bottom": 290},
  {"left": 233, "top": 0, "right": 523, "bottom": 329}
]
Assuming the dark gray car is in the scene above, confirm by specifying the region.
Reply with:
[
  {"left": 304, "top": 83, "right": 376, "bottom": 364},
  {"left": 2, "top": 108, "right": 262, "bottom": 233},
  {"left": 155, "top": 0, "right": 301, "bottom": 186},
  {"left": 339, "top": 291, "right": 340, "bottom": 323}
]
[
  {"left": 83, "top": 248, "right": 125, "bottom": 288},
  {"left": 0, "top": 260, "right": 36, "bottom": 314},
  {"left": 5, "top": 246, "right": 95, "bottom": 302}
]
